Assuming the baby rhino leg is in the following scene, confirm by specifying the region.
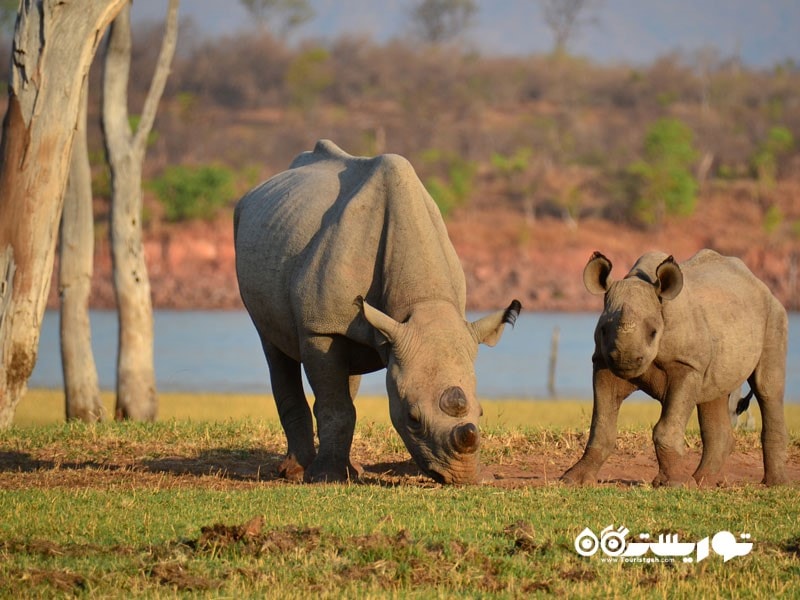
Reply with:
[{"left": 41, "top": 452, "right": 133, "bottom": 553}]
[
  {"left": 693, "top": 394, "right": 734, "bottom": 486},
  {"left": 652, "top": 377, "right": 698, "bottom": 487}
]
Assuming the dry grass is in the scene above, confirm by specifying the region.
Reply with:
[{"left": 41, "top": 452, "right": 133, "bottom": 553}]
[{"left": 16, "top": 389, "right": 800, "bottom": 434}]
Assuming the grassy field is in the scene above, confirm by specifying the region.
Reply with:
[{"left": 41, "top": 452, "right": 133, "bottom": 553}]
[
  {"left": 17, "top": 388, "right": 800, "bottom": 431},
  {"left": 1, "top": 390, "right": 798, "bottom": 597}
]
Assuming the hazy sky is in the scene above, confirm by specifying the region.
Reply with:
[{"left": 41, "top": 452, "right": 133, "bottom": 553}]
[{"left": 132, "top": 0, "right": 800, "bottom": 67}]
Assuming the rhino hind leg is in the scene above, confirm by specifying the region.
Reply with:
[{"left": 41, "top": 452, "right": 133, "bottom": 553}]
[
  {"left": 263, "top": 341, "right": 316, "bottom": 482},
  {"left": 693, "top": 394, "right": 734, "bottom": 486},
  {"left": 302, "top": 335, "right": 362, "bottom": 483},
  {"left": 749, "top": 320, "right": 789, "bottom": 485}
]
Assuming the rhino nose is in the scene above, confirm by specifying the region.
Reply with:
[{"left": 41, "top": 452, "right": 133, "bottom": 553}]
[
  {"left": 439, "top": 386, "right": 468, "bottom": 417},
  {"left": 451, "top": 422, "right": 480, "bottom": 454}
]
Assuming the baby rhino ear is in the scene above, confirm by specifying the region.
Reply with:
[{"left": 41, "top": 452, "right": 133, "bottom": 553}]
[
  {"left": 655, "top": 256, "right": 683, "bottom": 300},
  {"left": 583, "top": 251, "right": 613, "bottom": 295}
]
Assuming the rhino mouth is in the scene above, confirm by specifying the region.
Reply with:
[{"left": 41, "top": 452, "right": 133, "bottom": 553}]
[
  {"left": 606, "top": 351, "right": 647, "bottom": 379},
  {"left": 610, "top": 364, "right": 646, "bottom": 379},
  {"left": 418, "top": 454, "right": 481, "bottom": 485},
  {"left": 424, "top": 468, "right": 448, "bottom": 484}
]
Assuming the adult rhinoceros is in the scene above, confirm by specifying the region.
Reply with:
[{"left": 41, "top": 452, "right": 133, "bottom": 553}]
[
  {"left": 234, "top": 140, "right": 520, "bottom": 484},
  {"left": 561, "top": 249, "right": 788, "bottom": 487}
]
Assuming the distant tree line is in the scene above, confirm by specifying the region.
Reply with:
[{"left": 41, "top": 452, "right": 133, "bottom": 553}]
[{"left": 1, "top": 0, "right": 797, "bottom": 230}]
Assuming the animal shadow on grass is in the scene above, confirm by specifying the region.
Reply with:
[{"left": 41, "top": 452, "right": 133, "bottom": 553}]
[
  {"left": 360, "top": 459, "right": 437, "bottom": 487},
  {"left": 0, "top": 451, "right": 113, "bottom": 474},
  {"left": 143, "top": 449, "right": 285, "bottom": 482},
  {"left": 0, "top": 448, "right": 433, "bottom": 486},
  {"left": 144, "top": 452, "right": 434, "bottom": 486}
]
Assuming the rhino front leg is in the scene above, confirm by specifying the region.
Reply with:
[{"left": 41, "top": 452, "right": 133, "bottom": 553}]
[
  {"left": 302, "top": 335, "right": 362, "bottom": 483},
  {"left": 561, "top": 367, "right": 635, "bottom": 484},
  {"left": 693, "top": 394, "right": 734, "bottom": 486},
  {"left": 651, "top": 370, "right": 700, "bottom": 487},
  {"left": 263, "top": 342, "right": 316, "bottom": 482}
]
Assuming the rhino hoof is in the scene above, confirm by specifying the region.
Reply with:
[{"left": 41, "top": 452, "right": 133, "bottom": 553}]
[
  {"left": 277, "top": 456, "right": 306, "bottom": 482},
  {"left": 762, "top": 472, "right": 789, "bottom": 486},
  {"left": 305, "top": 460, "right": 363, "bottom": 483},
  {"left": 651, "top": 474, "right": 693, "bottom": 488},
  {"left": 560, "top": 466, "right": 598, "bottom": 485}
]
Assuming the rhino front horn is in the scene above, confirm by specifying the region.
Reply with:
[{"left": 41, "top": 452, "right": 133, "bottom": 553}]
[
  {"left": 440, "top": 386, "right": 468, "bottom": 417},
  {"left": 452, "top": 422, "right": 480, "bottom": 454}
]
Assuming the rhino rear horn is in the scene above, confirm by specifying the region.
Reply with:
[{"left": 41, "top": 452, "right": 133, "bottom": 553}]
[
  {"left": 451, "top": 422, "right": 480, "bottom": 454},
  {"left": 356, "top": 296, "right": 403, "bottom": 344},
  {"left": 584, "top": 251, "right": 613, "bottom": 295},
  {"left": 440, "top": 386, "right": 468, "bottom": 417}
]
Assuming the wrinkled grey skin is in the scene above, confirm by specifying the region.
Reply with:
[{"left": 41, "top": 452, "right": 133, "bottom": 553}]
[
  {"left": 234, "top": 140, "right": 520, "bottom": 484},
  {"left": 562, "top": 249, "right": 788, "bottom": 487}
]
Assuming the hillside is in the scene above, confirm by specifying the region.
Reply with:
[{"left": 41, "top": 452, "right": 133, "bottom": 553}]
[
  {"left": 23, "top": 30, "right": 799, "bottom": 314},
  {"left": 51, "top": 177, "right": 800, "bottom": 314}
]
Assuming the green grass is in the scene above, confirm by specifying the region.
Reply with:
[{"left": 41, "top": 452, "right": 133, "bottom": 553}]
[
  {"left": 1, "top": 483, "right": 798, "bottom": 598},
  {"left": 1, "top": 393, "right": 798, "bottom": 597}
]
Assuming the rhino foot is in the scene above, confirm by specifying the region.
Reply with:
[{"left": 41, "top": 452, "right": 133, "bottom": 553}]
[
  {"left": 651, "top": 472, "right": 695, "bottom": 488},
  {"left": 762, "top": 472, "right": 789, "bottom": 487},
  {"left": 277, "top": 455, "right": 308, "bottom": 482},
  {"left": 305, "top": 459, "right": 363, "bottom": 483},
  {"left": 692, "top": 469, "right": 724, "bottom": 488},
  {"left": 560, "top": 463, "right": 599, "bottom": 485}
]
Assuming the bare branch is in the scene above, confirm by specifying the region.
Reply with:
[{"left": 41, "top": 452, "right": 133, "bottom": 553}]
[{"left": 133, "top": 0, "right": 180, "bottom": 157}]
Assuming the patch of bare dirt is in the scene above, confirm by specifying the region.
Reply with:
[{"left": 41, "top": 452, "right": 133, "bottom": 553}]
[{"left": 1, "top": 434, "right": 797, "bottom": 491}]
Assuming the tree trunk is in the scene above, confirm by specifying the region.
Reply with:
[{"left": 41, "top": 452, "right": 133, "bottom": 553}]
[
  {"left": 60, "top": 78, "right": 104, "bottom": 422},
  {"left": 0, "top": 0, "right": 127, "bottom": 427},
  {"left": 101, "top": 0, "right": 179, "bottom": 421}
]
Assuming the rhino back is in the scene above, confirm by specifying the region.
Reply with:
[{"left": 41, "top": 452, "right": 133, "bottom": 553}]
[
  {"left": 234, "top": 141, "right": 466, "bottom": 359},
  {"left": 662, "top": 249, "right": 785, "bottom": 394}
]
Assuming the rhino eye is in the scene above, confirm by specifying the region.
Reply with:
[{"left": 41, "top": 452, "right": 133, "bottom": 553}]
[{"left": 408, "top": 404, "right": 422, "bottom": 431}]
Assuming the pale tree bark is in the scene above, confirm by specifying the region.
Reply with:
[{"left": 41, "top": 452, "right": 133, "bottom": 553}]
[
  {"left": 102, "top": 0, "right": 179, "bottom": 421},
  {"left": 60, "top": 78, "right": 104, "bottom": 422},
  {"left": 0, "top": 0, "right": 127, "bottom": 428}
]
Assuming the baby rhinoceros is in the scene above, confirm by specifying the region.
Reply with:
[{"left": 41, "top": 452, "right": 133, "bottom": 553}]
[
  {"left": 562, "top": 249, "right": 789, "bottom": 487},
  {"left": 234, "top": 140, "right": 520, "bottom": 485}
]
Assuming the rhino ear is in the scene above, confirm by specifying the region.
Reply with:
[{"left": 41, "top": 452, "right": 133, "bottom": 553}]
[
  {"left": 355, "top": 296, "right": 402, "bottom": 344},
  {"left": 470, "top": 300, "right": 521, "bottom": 347},
  {"left": 655, "top": 256, "right": 683, "bottom": 300},
  {"left": 583, "top": 251, "right": 613, "bottom": 295}
]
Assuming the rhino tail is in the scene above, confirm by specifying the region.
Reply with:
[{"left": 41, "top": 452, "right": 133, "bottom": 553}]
[
  {"left": 503, "top": 300, "right": 522, "bottom": 328},
  {"left": 735, "top": 388, "right": 755, "bottom": 415}
]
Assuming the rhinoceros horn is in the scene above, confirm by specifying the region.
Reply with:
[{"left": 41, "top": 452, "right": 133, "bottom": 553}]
[
  {"left": 451, "top": 422, "right": 480, "bottom": 454},
  {"left": 440, "top": 386, "right": 468, "bottom": 417}
]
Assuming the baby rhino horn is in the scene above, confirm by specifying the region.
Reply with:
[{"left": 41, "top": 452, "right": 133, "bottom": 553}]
[
  {"left": 452, "top": 423, "right": 480, "bottom": 454},
  {"left": 440, "top": 386, "right": 468, "bottom": 417}
]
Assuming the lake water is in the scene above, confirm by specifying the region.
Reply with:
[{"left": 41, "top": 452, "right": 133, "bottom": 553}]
[{"left": 29, "top": 310, "right": 800, "bottom": 403}]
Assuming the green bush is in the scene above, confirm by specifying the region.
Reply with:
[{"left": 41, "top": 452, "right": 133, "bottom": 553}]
[
  {"left": 751, "top": 126, "right": 794, "bottom": 189},
  {"left": 148, "top": 164, "right": 236, "bottom": 222},
  {"left": 420, "top": 148, "right": 476, "bottom": 218},
  {"left": 763, "top": 204, "right": 783, "bottom": 234},
  {"left": 285, "top": 47, "right": 333, "bottom": 111},
  {"left": 625, "top": 118, "right": 698, "bottom": 227}
]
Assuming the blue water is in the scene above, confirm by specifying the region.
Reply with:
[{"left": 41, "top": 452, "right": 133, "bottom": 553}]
[{"left": 29, "top": 310, "right": 800, "bottom": 402}]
